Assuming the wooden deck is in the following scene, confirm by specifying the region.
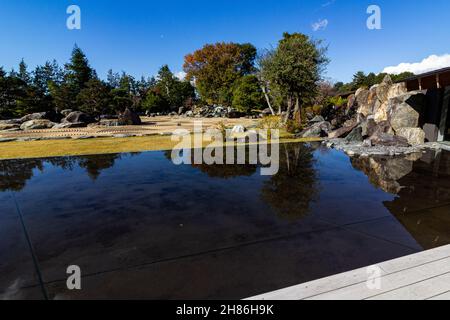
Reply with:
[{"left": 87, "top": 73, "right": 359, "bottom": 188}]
[{"left": 247, "top": 244, "right": 450, "bottom": 300}]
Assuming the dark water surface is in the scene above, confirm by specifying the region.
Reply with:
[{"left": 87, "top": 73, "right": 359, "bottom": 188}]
[{"left": 0, "top": 143, "right": 449, "bottom": 299}]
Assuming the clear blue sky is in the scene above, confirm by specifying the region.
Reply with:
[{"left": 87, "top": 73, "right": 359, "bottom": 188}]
[{"left": 1, "top": 0, "right": 449, "bottom": 82}]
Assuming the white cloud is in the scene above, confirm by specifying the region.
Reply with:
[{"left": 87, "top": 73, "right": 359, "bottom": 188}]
[
  {"left": 322, "top": 0, "right": 336, "bottom": 8},
  {"left": 312, "top": 19, "right": 328, "bottom": 31},
  {"left": 175, "top": 71, "right": 186, "bottom": 80},
  {"left": 383, "top": 54, "right": 450, "bottom": 75}
]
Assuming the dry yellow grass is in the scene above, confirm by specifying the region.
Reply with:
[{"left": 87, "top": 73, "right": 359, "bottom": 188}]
[{"left": 0, "top": 134, "right": 321, "bottom": 160}]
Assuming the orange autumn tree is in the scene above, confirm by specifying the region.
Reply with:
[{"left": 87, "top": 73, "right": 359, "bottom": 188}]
[{"left": 183, "top": 42, "right": 256, "bottom": 106}]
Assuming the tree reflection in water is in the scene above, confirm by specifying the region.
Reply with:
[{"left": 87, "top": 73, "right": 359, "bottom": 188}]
[
  {"left": 261, "top": 143, "right": 317, "bottom": 221},
  {"left": 0, "top": 153, "right": 123, "bottom": 192},
  {"left": 166, "top": 144, "right": 317, "bottom": 220}
]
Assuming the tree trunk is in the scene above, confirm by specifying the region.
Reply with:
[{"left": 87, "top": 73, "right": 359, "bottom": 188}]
[
  {"left": 284, "top": 96, "right": 293, "bottom": 124},
  {"left": 293, "top": 96, "right": 301, "bottom": 126},
  {"left": 261, "top": 85, "right": 275, "bottom": 115}
]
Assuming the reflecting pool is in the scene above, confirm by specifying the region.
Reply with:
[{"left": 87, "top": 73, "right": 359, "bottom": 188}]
[{"left": 0, "top": 143, "right": 449, "bottom": 299}]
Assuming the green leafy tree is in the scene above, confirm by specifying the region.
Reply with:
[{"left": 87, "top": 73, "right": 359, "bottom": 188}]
[
  {"left": 64, "top": 45, "right": 95, "bottom": 95},
  {"left": 183, "top": 42, "right": 257, "bottom": 106},
  {"left": 141, "top": 90, "right": 169, "bottom": 113},
  {"left": 18, "top": 59, "right": 31, "bottom": 85},
  {"left": 232, "top": 75, "right": 264, "bottom": 113},
  {"left": 260, "top": 32, "right": 328, "bottom": 124},
  {"left": 77, "top": 79, "right": 113, "bottom": 115}
]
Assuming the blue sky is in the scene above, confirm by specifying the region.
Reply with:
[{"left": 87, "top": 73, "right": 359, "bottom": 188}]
[{"left": 1, "top": 0, "right": 449, "bottom": 82}]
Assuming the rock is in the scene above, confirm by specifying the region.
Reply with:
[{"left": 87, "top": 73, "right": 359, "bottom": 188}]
[
  {"left": 355, "top": 88, "right": 371, "bottom": 116},
  {"left": 97, "top": 119, "right": 120, "bottom": 127},
  {"left": 53, "top": 122, "right": 87, "bottom": 129},
  {"left": 369, "top": 132, "right": 410, "bottom": 147},
  {"left": 387, "top": 82, "right": 407, "bottom": 100},
  {"left": 185, "top": 110, "right": 194, "bottom": 117},
  {"left": 299, "top": 121, "right": 331, "bottom": 138},
  {"left": 347, "top": 94, "right": 356, "bottom": 109},
  {"left": 0, "top": 123, "right": 20, "bottom": 131},
  {"left": 231, "top": 125, "right": 246, "bottom": 134},
  {"left": 367, "top": 84, "right": 381, "bottom": 115},
  {"left": 310, "top": 115, "right": 325, "bottom": 123},
  {"left": 369, "top": 120, "right": 394, "bottom": 137},
  {"left": 328, "top": 120, "right": 358, "bottom": 139},
  {"left": 63, "top": 111, "right": 95, "bottom": 124},
  {"left": 373, "top": 100, "right": 390, "bottom": 123},
  {"left": 20, "top": 119, "right": 55, "bottom": 130},
  {"left": 118, "top": 108, "right": 142, "bottom": 125},
  {"left": 395, "top": 127, "right": 425, "bottom": 145},
  {"left": 375, "top": 75, "right": 393, "bottom": 103},
  {"left": 0, "top": 119, "right": 22, "bottom": 125},
  {"left": 20, "top": 112, "right": 47, "bottom": 122},
  {"left": 61, "top": 109, "right": 73, "bottom": 117},
  {"left": 375, "top": 91, "right": 425, "bottom": 125},
  {"left": 389, "top": 99, "right": 421, "bottom": 131},
  {"left": 345, "top": 126, "right": 364, "bottom": 142},
  {"left": 0, "top": 138, "right": 17, "bottom": 143},
  {"left": 20, "top": 110, "right": 63, "bottom": 123},
  {"left": 351, "top": 155, "right": 413, "bottom": 194}
]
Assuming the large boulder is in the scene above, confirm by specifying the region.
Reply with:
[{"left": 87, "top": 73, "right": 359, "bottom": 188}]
[
  {"left": 375, "top": 91, "right": 425, "bottom": 126},
  {"left": 299, "top": 121, "right": 331, "bottom": 138},
  {"left": 355, "top": 88, "right": 371, "bottom": 116},
  {"left": 63, "top": 111, "right": 95, "bottom": 124},
  {"left": 347, "top": 94, "right": 356, "bottom": 110},
  {"left": 373, "top": 100, "right": 390, "bottom": 123},
  {"left": 345, "top": 126, "right": 364, "bottom": 142},
  {"left": 395, "top": 127, "right": 426, "bottom": 145},
  {"left": 20, "top": 119, "right": 55, "bottom": 130},
  {"left": 20, "top": 110, "right": 63, "bottom": 123},
  {"left": 387, "top": 82, "right": 407, "bottom": 100},
  {"left": 61, "top": 109, "right": 74, "bottom": 117},
  {"left": 375, "top": 75, "right": 393, "bottom": 103},
  {"left": 328, "top": 119, "right": 358, "bottom": 139},
  {"left": 20, "top": 112, "right": 47, "bottom": 122},
  {"left": 368, "top": 85, "right": 382, "bottom": 115},
  {"left": 389, "top": 94, "right": 423, "bottom": 131},
  {"left": 369, "top": 132, "right": 410, "bottom": 147},
  {"left": 0, "top": 123, "right": 20, "bottom": 131},
  {"left": 118, "top": 108, "right": 142, "bottom": 125}
]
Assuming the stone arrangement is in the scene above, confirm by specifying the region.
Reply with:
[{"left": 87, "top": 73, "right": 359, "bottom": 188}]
[
  {"left": 299, "top": 75, "right": 430, "bottom": 155},
  {"left": 0, "top": 108, "right": 142, "bottom": 132}
]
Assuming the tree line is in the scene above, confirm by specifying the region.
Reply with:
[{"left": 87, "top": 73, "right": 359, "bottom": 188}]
[
  {"left": 334, "top": 70, "right": 414, "bottom": 93},
  {"left": 1, "top": 33, "right": 413, "bottom": 127},
  {"left": 0, "top": 45, "right": 196, "bottom": 119}
]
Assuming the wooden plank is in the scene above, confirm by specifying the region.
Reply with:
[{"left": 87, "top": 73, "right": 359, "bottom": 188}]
[
  {"left": 368, "top": 272, "right": 450, "bottom": 300},
  {"left": 368, "top": 273, "right": 450, "bottom": 300},
  {"left": 246, "top": 266, "right": 387, "bottom": 300},
  {"left": 378, "top": 244, "right": 450, "bottom": 274},
  {"left": 428, "top": 290, "right": 450, "bottom": 300},
  {"left": 246, "top": 245, "right": 450, "bottom": 300},
  {"left": 306, "top": 257, "right": 450, "bottom": 300}
]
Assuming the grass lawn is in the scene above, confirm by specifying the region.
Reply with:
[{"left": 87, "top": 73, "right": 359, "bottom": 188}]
[{"left": 0, "top": 134, "right": 321, "bottom": 160}]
